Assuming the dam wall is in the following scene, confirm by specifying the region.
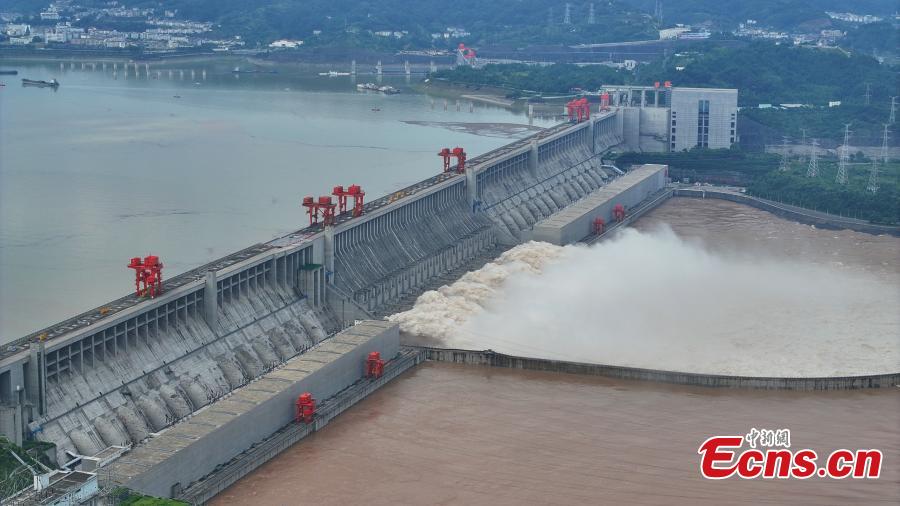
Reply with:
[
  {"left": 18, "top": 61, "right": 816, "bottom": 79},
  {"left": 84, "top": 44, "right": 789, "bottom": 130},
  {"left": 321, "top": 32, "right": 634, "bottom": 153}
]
[
  {"left": 420, "top": 347, "right": 900, "bottom": 390},
  {"left": 107, "top": 321, "right": 400, "bottom": 499},
  {"left": 0, "top": 111, "right": 624, "bottom": 450}
]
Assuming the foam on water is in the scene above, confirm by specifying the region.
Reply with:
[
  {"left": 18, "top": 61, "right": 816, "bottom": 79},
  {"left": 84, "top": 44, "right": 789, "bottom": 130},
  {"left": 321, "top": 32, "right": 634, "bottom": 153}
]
[{"left": 389, "top": 227, "right": 900, "bottom": 377}]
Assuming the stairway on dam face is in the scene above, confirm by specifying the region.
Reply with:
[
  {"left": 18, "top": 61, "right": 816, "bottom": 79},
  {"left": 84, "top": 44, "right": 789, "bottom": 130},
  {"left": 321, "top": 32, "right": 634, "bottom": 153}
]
[{"left": 36, "top": 284, "right": 329, "bottom": 464}]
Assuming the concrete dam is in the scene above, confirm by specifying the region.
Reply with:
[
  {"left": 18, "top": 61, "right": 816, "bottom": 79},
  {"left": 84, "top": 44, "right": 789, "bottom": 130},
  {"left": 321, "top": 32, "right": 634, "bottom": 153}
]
[{"left": 0, "top": 111, "right": 640, "bottom": 466}]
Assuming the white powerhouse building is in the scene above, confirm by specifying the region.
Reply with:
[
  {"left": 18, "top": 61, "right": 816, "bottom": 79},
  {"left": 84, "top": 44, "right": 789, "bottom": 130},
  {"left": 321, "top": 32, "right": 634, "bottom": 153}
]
[{"left": 604, "top": 85, "right": 738, "bottom": 152}]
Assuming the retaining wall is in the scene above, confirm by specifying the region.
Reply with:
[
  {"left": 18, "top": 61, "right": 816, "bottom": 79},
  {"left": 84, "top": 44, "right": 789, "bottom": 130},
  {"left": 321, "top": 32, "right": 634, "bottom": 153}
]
[{"left": 419, "top": 347, "right": 900, "bottom": 390}]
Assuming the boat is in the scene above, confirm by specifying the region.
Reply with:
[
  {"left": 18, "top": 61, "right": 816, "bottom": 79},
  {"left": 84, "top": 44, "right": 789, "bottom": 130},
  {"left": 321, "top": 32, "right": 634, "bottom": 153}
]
[
  {"left": 318, "top": 71, "right": 351, "bottom": 77},
  {"left": 356, "top": 82, "right": 399, "bottom": 94},
  {"left": 22, "top": 78, "right": 59, "bottom": 88},
  {"left": 0, "top": 70, "right": 18, "bottom": 75},
  {"left": 231, "top": 66, "right": 277, "bottom": 74}
]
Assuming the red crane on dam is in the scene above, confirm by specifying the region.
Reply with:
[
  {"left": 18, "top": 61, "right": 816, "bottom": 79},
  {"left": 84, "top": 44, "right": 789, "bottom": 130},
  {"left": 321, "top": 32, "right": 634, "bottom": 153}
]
[
  {"left": 613, "top": 204, "right": 626, "bottom": 222},
  {"left": 301, "top": 195, "right": 339, "bottom": 226},
  {"left": 333, "top": 184, "right": 366, "bottom": 217},
  {"left": 438, "top": 146, "right": 467, "bottom": 173},
  {"left": 127, "top": 255, "right": 164, "bottom": 298},
  {"left": 566, "top": 97, "right": 590, "bottom": 122}
]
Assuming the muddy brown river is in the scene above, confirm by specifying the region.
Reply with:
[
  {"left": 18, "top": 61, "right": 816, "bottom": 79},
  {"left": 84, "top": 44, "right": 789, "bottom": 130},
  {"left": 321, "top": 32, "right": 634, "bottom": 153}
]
[
  {"left": 211, "top": 199, "right": 899, "bottom": 505},
  {"left": 212, "top": 363, "right": 899, "bottom": 505}
]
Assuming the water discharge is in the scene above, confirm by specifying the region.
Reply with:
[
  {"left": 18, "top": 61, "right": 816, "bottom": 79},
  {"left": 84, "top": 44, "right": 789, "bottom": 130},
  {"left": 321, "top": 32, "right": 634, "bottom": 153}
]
[{"left": 390, "top": 226, "right": 900, "bottom": 377}]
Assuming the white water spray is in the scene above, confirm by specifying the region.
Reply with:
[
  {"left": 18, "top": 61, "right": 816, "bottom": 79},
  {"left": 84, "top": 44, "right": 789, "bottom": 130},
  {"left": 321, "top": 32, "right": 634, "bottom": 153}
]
[{"left": 389, "top": 227, "right": 900, "bottom": 376}]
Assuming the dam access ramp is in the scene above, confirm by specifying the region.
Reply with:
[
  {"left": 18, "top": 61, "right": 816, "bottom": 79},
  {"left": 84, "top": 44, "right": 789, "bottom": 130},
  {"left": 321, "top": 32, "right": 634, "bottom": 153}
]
[{"left": 0, "top": 110, "right": 627, "bottom": 461}]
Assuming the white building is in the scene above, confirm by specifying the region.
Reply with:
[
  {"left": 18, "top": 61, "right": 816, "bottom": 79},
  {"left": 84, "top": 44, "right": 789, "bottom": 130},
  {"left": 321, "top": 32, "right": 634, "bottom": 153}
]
[
  {"left": 269, "top": 39, "right": 303, "bottom": 48},
  {"left": 40, "top": 8, "right": 61, "bottom": 21},
  {"left": 659, "top": 26, "right": 690, "bottom": 39},
  {"left": 4, "top": 23, "right": 30, "bottom": 37},
  {"left": 603, "top": 85, "right": 738, "bottom": 152},
  {"left": 669, "top": 87, "right": 738, "bottom": 151}
]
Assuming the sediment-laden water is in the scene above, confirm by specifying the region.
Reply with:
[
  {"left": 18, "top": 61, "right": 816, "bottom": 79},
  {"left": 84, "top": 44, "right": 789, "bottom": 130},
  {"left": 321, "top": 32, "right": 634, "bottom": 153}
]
[{"left": 391, "top": 199, "right": 900, "bottom": 376}]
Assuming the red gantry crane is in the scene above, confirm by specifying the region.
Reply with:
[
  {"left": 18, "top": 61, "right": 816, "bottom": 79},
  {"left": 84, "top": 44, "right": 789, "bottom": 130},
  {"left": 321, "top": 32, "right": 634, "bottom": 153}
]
[
  {"left": 333, "top": 184, "right": 366, "bottom": 217},
  {"left": 303, "top": 188, "right": 359, "bottom": 226},
  {"left": 566, "top": 97, "right": 590, "bottom": 122},
  {"left": 438, "top": 146, "right": 467, "bottom": 173},
  {"left": 127, "top": 255, "right": 164, "bottom": 298}
]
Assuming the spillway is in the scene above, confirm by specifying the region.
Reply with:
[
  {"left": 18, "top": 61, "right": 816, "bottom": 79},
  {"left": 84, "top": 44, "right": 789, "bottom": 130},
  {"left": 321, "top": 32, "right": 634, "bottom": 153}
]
[{"left": 0, "top": 111, "right": 635, "bottom": 465}]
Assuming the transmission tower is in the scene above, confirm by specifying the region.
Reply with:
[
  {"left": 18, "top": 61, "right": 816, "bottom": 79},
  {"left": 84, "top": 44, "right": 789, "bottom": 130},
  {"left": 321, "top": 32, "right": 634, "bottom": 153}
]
[
  {"left": 866, "top": 159, "right": 879, "bottom": 193},
  {"left": 655, "top": 0, "right": 663, "bottom": 25},
  {"left": 890, "top": 96, "right": 897, "bottom": 124},
  {"left": 564, "top": 3, "right": 571, "bottom": 25},
  {"left": 778, "top": 137, "right": 791, "bottom": 172},
  {"left": 806, "top": 139, "right": 819, "bottom": 178},
  {"left": 548, "top": 7, "right": 554, "bottom": 27},
  {"left": 881, "top": 124, "right": 891, "bottom": 163},
  {"left": 835, "top": 124, "right": 851, "bottom": 185},
  {"left": 588, "top": 3, "right": 595, "bottom": 25},
  {"left": 864, "top": 83, "right": 871, "bottom": 106}
]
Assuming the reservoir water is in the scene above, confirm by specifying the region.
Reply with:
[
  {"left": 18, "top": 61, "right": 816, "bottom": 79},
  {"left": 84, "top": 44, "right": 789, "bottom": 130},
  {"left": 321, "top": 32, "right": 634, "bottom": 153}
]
[{"left": 0, "top": 59, "right": 552, "bottom": 341}]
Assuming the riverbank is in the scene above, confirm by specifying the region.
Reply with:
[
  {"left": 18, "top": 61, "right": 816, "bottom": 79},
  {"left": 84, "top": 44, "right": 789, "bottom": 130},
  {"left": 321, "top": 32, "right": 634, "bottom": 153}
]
[{"left": 418, "top": 79, "right": 569, "bottom": 118}]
